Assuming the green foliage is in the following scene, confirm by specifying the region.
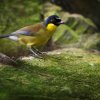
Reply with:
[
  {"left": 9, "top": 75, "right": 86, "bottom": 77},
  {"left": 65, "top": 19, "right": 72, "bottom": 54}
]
[{"left": 53, "top": 14, "right": 97, "bottom": 47}]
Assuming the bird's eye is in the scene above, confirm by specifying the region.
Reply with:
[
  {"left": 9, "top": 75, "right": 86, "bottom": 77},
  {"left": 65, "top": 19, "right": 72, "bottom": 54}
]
[
  {"left": 51, "top": 19, "right": 55, "bottom": 22},
  {"left": 56, "top": 18, "right": 61, "bottom": 22}
]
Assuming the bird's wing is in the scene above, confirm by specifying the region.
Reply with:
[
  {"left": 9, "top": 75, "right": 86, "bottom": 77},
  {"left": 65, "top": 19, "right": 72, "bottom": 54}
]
[{"left": 11, "top": 23, "right": 45, "bottom": 36}]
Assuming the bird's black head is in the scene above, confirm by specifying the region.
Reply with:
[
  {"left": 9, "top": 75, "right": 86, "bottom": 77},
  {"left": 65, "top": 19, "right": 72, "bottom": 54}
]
[{"left": 44, "top": 15, "right": 64, "bottom": 26}]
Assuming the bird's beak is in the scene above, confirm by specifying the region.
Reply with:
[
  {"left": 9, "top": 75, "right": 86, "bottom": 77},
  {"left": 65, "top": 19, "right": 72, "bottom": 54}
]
[{"left": 59, "top": 21, "right": 65, "bottom": 24}]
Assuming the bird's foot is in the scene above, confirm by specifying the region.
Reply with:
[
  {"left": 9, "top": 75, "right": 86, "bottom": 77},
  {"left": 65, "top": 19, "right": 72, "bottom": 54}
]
[
  {"left": 31, "top": 54, "right": 42, "bottom": 59},
  {"left": 39, "top": 51, "right": 48, "bottom": 56},
  {"left": 31, "top": 52, "right": 47, "bottom": 59}
]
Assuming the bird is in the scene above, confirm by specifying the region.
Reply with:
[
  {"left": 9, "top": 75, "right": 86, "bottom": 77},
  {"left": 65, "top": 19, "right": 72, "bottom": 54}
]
[{"left": 0, "top": 15, "right": 64, "bottom": 57}]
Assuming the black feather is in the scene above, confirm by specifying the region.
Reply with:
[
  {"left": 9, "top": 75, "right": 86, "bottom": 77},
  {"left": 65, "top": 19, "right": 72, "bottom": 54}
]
[{"left": 0, "top": 34, "right": 11, "bottom": 38}]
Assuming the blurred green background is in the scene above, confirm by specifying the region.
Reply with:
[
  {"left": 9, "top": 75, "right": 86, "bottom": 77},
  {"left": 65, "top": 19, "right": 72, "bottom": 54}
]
[
  {"left": 0, "top": 0, "right": 100, "bottom": 57},
  {"left": 0, "top": 1, "right": 100, "bottom": 100}
]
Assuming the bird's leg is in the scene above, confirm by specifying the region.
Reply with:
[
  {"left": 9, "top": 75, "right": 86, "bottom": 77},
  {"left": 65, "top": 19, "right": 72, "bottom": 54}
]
[
  {"left": 28, "top": 46, "right": 41, "bottom": 57},
  {"left": 33, "top": 48, "right": 47, "bottom": 56},
  {"left": 32, "top": 48, "right": 43, "bottom": 55}
]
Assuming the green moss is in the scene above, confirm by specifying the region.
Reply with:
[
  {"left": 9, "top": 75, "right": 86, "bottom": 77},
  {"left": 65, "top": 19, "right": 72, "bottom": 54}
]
[{"left": 0, "top": 48, "right": 100, "bottom": 100}]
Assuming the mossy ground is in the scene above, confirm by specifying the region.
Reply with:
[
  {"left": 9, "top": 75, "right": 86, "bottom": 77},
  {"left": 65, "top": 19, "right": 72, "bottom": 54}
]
[{"left": 0, "top": 48, "right": 100, "bottom": 100}]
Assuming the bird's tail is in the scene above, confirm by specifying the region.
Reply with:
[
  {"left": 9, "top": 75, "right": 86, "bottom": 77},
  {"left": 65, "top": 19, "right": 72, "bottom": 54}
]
[
  {"left": 0, "top": 34, "right": 18, "bottom": 41},
  {"left": 0, "top": 34, "right": 11, "bottom": 38}
]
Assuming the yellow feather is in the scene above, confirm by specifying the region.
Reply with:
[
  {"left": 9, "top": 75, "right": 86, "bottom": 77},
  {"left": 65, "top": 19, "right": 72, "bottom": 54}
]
[
  {"left": 18, "top": 23, "right": 57, "bottom": 46},
  {"left": 46, "top": 23, "right": 57, "bottom": 32}
]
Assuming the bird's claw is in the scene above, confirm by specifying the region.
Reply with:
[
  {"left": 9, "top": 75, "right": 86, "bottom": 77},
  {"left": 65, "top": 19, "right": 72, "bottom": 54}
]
[{"left": 32, "top": 52, "right": 47, "bottom": 59}]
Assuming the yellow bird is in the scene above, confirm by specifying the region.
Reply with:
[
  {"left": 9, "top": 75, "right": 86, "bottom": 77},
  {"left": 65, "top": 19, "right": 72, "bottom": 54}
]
[{"left": 0, "top": 15, "right": 64, "bottom": 57}]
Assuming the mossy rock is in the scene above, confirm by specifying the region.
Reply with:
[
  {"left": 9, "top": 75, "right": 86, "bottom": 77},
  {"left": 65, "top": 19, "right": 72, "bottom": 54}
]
[{"left": 0, "top": 48, "right": 100, "bottom": 100}]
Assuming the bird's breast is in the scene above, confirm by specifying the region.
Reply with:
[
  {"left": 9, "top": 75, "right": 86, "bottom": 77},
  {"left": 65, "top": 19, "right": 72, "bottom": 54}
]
[
  {"left": 18, "top": 33, "right": 52, "bottom": 46},
  {"left": 46, "top": 23, "right": 57, "bottom": 32},
  {"left": 18, "top": 24, "right": 57, "bottom": 47}
]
